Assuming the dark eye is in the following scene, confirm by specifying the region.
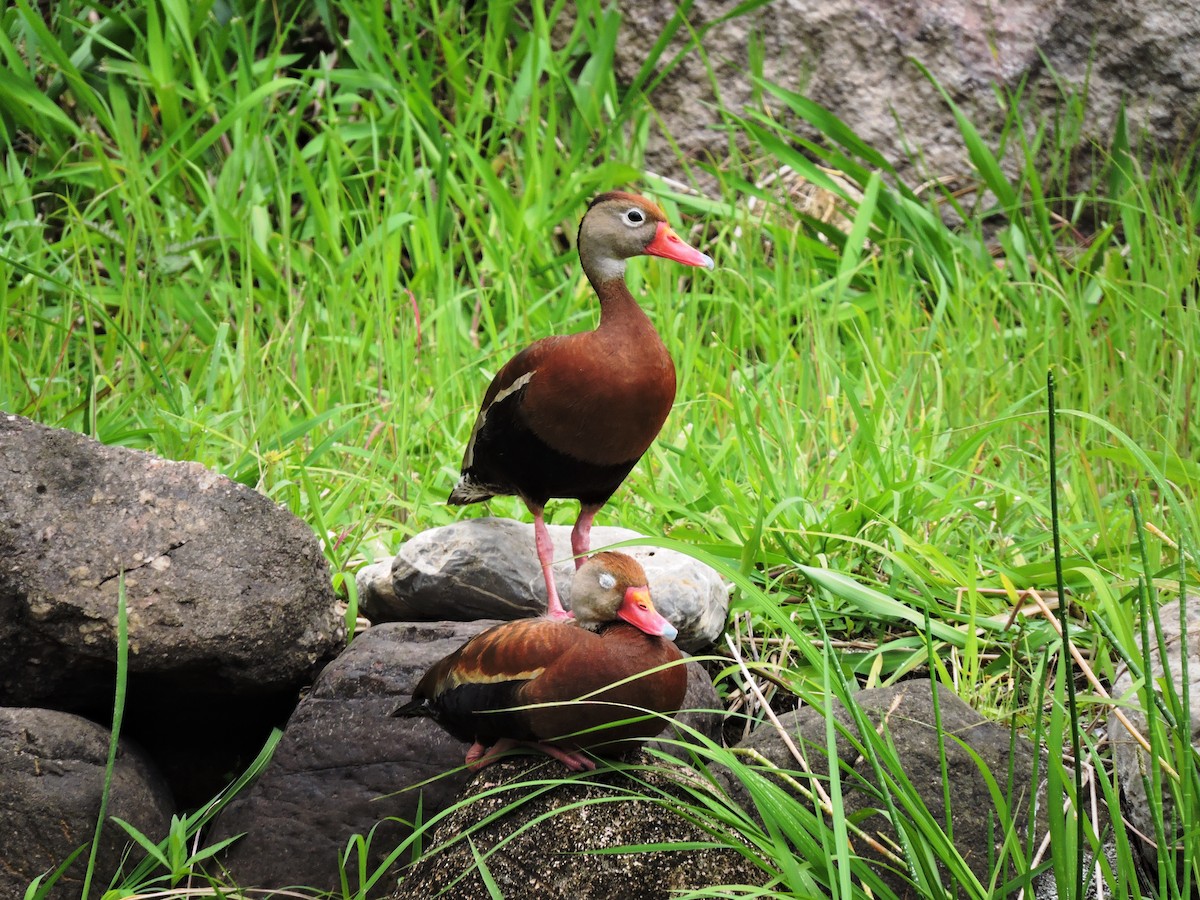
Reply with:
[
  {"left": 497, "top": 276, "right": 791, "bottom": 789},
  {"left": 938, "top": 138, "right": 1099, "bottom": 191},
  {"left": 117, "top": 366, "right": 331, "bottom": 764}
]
[{"left": 623, "top": 208, "right": 645, "bottom": 226}]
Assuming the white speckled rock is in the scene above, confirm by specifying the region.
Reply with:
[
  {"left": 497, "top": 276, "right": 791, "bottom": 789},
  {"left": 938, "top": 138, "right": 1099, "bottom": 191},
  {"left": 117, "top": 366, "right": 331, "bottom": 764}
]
[{"left": 356, "top": 517, "right": 728, "bottom": 651}]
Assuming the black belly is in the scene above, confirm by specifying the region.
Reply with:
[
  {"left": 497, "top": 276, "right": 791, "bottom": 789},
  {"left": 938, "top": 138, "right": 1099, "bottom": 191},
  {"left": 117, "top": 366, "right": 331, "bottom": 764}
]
[{"left": 464, "top": 403, "right": 640, "bottom": 508}]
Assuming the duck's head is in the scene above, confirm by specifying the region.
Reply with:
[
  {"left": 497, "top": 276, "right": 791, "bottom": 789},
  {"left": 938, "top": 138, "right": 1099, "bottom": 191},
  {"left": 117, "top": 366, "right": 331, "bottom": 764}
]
[
  {"left": 577, "top": 191, "right": 714, "bottom": 286},
  {"left": 569, "top": 551, "right": 679, "bottom": 641}
]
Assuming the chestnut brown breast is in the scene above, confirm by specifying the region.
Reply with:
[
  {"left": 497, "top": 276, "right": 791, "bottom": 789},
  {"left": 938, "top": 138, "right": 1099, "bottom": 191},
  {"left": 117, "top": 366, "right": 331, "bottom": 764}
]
[{"left": 519, "top": 287, "right": 676, "bottom": 467}]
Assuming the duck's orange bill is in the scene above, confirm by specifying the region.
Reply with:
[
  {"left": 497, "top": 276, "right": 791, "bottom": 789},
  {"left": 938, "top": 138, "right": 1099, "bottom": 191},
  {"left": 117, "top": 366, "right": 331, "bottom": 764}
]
[
  {"left": 618, "top": 586, "right": 679, "bottom": 641},
  {"left": 644, "top": 221, "right": 715, "bottom": 269}
]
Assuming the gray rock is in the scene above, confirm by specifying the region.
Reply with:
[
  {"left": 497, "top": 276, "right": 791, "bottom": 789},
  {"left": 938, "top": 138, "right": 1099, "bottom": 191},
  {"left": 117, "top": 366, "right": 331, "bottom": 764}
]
[
  {"left": 723, "top": 679, "right": 1047, "bottom": 899},
  {"left": 1108, "top": 595, "right": 1200, "bottom": 882},
  {"left": 609, "top": 0, "right": 1199, "bottom": 194},
  {"left": 0, "top": 707, "right": 173, "bottom": 900},
  {"left": 0, "top": 413, "right": 343, "bottom": 804},
  {"left": 211, "top": 621, "right": 487, "bottom": 893},
  {"left": 650, "top": 657, "right": 725, "bottom": 763},
  {"left": 357, "top": 517, "right": 727, "bottom": 651},
  {"left": 389, "top": 753, "right": 766, "bottom": 899}
]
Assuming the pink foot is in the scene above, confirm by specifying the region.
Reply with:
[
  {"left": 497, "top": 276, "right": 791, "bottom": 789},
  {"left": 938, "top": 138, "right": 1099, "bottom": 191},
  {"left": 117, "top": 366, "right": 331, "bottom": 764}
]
[
  {"left": 463, "top": 737, "right": 595, "bottom": 772},
  {"left": 465, "top": 741, "right": 491, "bottom": 767},
  {"left": 536, "top": 743, "right": 597, "bottom": 772},
  {"left": 465, "top": 738, "right": 516, "bottom": 771}
]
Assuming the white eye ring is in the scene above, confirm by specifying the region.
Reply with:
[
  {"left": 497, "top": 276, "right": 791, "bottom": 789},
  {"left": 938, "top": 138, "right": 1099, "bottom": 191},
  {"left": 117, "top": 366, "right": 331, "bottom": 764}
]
[
  {"left": 622, "top": 208, "right": 646, "bottom": 227},
  {"left": 598, "top": 572, "right": 617, "bottom": 590}
]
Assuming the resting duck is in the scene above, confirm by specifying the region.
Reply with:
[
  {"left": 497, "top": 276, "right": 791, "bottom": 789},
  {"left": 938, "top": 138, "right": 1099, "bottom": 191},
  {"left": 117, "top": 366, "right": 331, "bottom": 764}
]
[
  {"left": 392, "top": 552, "right": 687, "bottom": 772},
  {"left": 448, "top": 192, "right": 714, "bottom": 619}
]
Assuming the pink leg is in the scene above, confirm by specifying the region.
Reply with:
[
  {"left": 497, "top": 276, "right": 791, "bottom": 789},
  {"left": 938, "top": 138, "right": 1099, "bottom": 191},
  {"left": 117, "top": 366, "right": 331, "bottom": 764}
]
[
  {"left": 465, "top": 737, "right": 596, "bottom": 773},
  {"left": 571, "top": 504, "right": 600, "bottom": 571},
  {"left": 531, "top": 506, "right": 572, "bottom": 620}
]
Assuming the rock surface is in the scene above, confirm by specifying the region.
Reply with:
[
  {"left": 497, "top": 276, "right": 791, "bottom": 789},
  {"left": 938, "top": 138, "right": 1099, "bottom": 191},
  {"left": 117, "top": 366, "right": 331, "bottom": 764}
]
[
  {"left": 1107, "top": 594, "right": 1200, "bottom": 881},
  {"left": 0, "top": 707, "right": 173, "bottom": 900},
  {"left": 211, "top": 621, "right": 486, "bottom": 893},
  {"left": 610, "top": 0, "right": 1199, "bottom": 193},
  {"left": 724, "top": 679, "right": 1045, "bottom": 899},
  {"left": 212, "top": 619, "right": 724, "bottom": 892},
  {"left": 649, "top": 655, "right": 725, "bottom": 761},
  {"left": 389, "top": 753, "right": 766, "bottom": 899},
  {"left": 356, "top": 517, "right": 728, "bottom": 651},
  {"left": 0, "top": 413, "right": 344, "bottom": 805}
]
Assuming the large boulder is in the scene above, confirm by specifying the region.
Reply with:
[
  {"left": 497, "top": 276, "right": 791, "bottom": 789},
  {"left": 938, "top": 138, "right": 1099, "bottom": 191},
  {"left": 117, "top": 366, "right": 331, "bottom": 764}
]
[
  {"left": 356, "top": 517, "right": 727, "bottom": 651},
  {"left": 724, "top": 679, "right": 1046, "bottom": 899},
  {"left": 611, "top": 0, "right": 1199, "bottom": 192},
  {"left": 210, "top": 621, "right": 485, "bottom": 893},
  {"left": 0, "top": 707, "right": 173, "bottom": 900},
  {"left": 0, "top": 413, "right": 344, "bottom": 804},
  {"left": 390, "top": 753, "right": 767, "bottom": 899}
]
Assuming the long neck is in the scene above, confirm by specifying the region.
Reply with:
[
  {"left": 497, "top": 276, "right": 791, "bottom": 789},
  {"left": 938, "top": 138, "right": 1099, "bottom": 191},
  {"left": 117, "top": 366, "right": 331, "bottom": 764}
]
[
  {"left": 578, "top": 234, "right": 661, "bottom": 338},
  {"left": 582, "top": 253, "right": 626, "bottom": 290},
  {"left": 591, "top": 276, "right": 656, "bottom": 333}
]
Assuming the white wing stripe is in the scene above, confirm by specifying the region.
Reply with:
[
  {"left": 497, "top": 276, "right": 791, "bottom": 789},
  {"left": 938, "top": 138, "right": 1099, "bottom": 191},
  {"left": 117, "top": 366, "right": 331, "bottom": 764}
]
[{"left": 463, "top": 370, "right": 535, "bottom": 469}]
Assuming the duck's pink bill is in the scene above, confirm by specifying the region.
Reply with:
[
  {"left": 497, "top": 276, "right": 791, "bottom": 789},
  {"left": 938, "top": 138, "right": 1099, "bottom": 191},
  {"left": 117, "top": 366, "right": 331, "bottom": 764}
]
[
  {"left": 618, "top": 587, "right": 679, "bottom": 641},
  {"left": 644, "top": 222, "right": 714, "bottom": 269}
]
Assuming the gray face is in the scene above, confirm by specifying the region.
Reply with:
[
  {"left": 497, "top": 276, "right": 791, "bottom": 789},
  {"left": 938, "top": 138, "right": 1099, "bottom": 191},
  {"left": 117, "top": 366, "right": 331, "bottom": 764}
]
[
  {"left": 578, "top": 199, "right": 664, "bottom": 283},
  {"left": 569, "top": 559, "right": 627, "bottom": 628}
]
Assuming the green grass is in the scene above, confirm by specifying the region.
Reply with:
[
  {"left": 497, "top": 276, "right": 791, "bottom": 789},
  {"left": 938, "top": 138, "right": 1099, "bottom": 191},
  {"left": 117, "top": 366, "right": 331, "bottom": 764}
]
[{"left": 5, "top": 0, "right": 1200, "bottom": 897}]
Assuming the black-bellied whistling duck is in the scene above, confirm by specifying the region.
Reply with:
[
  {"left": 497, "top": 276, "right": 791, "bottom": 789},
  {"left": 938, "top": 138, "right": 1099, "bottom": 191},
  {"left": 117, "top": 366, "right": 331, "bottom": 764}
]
[
  {"left": 392, "top": 552, "right": 687, "bottom": 772},
  {"left": 448, "top": 192, "right": 713, "bottom": 619}
]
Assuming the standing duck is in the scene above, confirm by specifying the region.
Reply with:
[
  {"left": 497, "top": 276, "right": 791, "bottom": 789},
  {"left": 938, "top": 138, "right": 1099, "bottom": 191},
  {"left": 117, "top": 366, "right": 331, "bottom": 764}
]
[
  {"left": 448, "top": 192, "right": 714, "bottom": 619},
  {"left": 392, "top": 552, "right": 687, "bottom": 772}
]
